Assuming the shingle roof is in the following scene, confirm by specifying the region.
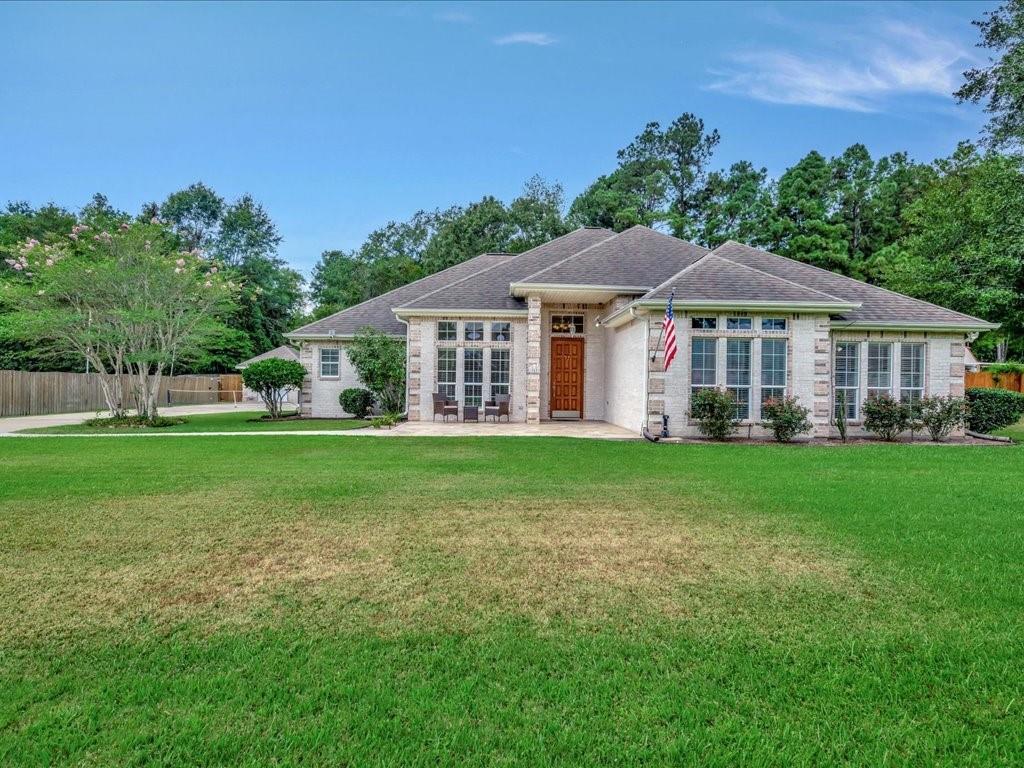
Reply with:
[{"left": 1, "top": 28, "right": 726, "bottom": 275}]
[
  {"left": 644, "top": 254, "right": 852, "bottom": 306},
  {"left": 397, "top": 227, "right": 617, "bottom": 312},
  {"left": 705, "top": 241, "right": 993, "bottom": 327},
  {"left": 236, "top": 345, "right": 299, "bottom": 368},
  {"left": 515, "top": 226, "right": 708, "bottom": 289},
  {"left": 287, "top": 251, "right": 516, "bottom": 337}
]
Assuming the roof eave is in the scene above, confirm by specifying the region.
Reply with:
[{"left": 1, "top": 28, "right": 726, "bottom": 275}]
[
  {"left": 832, "top": 320, "right": 1000, "bottom": 332},
  {"left": 284, "top": 331, "right": 404, "bottom": 341},
  {"left": 637, "top": 299, "right": 862, "bottom": 312},
  {"left": 392, "top": 308, "right": 528, "bottom": 319},
  {"left": 509, "top": 282, "right": 651, "bottom": 298}
]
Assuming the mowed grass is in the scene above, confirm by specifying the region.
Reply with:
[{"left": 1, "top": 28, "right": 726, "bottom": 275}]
[
  {"left": 1, "top": 437, "right": 1022, "bottom": 766},
  {"left": 995, "top": 416, "right": 1024, "bottom": 442},
  {"left": 18, "top": 410, "right": 370, "bottom": 434}
]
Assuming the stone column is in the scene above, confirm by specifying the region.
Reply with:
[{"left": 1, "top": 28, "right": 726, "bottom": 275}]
[
  {"left": 526, "top": 296, "right": 542, "bottom": 423},
  {"left": 407, "top": 319, "right": 422, "bottom": 421},
  {"left": 647, "top": 318, "right": 665, "bottom": 433},
  {"left": 811, "top": 317, "right": 832, "bottom": 437}
]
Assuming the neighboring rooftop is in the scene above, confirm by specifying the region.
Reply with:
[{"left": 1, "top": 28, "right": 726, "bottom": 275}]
[{"left": 236, "top": 345, "right": 299, "bottom": 368}]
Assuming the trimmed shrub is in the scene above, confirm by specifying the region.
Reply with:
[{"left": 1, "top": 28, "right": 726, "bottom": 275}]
[
  {"left": 761, "top": 396, "right": 812, "bottom": 443},
  {"left": 862, "top": 394, "right": 911, "bottom": 442},
  {"left": 83, "top": 415, "right": 186, "bottom": 429},
  {"left": 340, "top": 387, "right": 374, "bottom": 418},
  {"left": 241, "top": 358, "right": 307, "bottom": 419},
  {"left": 370, "top": 413, "right": 399, "bottom": 429},
  {"left": 690, "top": 388, "right": 738, "bottom": 441},
  {"left": 918, "top": 395, "right": 968, "bottom": 442},
  {"left": 966, "top": 387, "right": 1024, "bottom": 433}
]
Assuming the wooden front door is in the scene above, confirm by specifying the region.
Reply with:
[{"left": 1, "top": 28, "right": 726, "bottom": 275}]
[{"left": 550, "top": 337, "right": 584, "bottom": 418}]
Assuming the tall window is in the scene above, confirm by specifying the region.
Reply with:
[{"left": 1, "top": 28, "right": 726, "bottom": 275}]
[
  {"left": 437, "top": 348, "right": 456, "bottom": 399},
  {"left": 726, "top": 339, "right": 751, "bottom": 419},
  {"left": 760, "top": 339, "right": 786, "bottom": 407},
  {"left": 551, "top": 315, "right": 584, "bottom": 334},
  {"left": 464, "top": 349, "right": 483, "bottom": 406},
  {"left": 437, "top": 321, "right": 456, "bottom": 341},
  {"left": 900, "top": 343, "right": 925, "bottom": 404},
  {"left": 834, "top": 342, "right": 860, "bottom": 420},
  {"left": 690, "top": 338, "right": 717, "bottom": 398},
  {"left": 464, "top": 321, "right": 484, "bottom": 341},
  {"left": 490, "top": 349, "right": 510, "bottom": 398},
  {"left": 319, "top": 348, "right": 339, "bottom": 377},
  {"left": 867, "top": 342, "right": 892, "bottom": 399},
  {"left": 491, "top": 322, "right": 510, "bottom": 342}
]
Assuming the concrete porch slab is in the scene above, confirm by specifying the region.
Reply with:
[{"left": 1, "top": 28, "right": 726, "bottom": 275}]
[{"left": 387, "top": 420, "right": 640, "bottom": 439}]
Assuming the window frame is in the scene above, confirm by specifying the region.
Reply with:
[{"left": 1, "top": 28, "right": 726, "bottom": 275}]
[
  {"left": 726, "top": 338, "right": 752, "bottom": 420},
  {"left": 489, "top": 348, "right": 510, "bottom": 399},
  {"left": 464, "top": 321, "right": 484, "bottom": 342},
  {"left": 463, "top": 348, "right": 483, "bottom": 407},
  {"left": 726, "top": 317, "right": 753, "bottom": 331},
  {"left": 761, "top": 317, "right": 787, "bottom": 332},
  {"left": 690, "top": 337, "right": 717, "bottom": 401},
  {"left": 319, "top": 347, "right": 340, "bottom": 378},
  {"left": 490, "top": 322, "right": 511, "bottom": 342},
  {"left": 691, "top": 316, "right": 717, "bottom": 330},
  {"left": 834, "top": 342, "right": 860, "bottom": 420},
  {"left": 760, "top": 338, "right": 787, "bottom": 410},
  {"left": 436, "top": 348, "right": 457, "bottom": 399},
  {"left": 900, "top": 343, "right": 926, "bottom": 405},
  {"left": 437, "top": 321, "right": 456, "bottom": 342},
  {"left": 867, "top": 342, "right": 893, "bottom": 400}
]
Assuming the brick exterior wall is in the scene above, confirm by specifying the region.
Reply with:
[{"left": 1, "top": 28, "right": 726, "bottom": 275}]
[{"left": 298, "top": 340, "right": 362, "bottom": 418}]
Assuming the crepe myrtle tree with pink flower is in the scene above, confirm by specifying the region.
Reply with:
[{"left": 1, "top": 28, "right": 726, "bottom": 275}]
[{"left": 1, "top": 220, "right": 238, "bottom": 420}]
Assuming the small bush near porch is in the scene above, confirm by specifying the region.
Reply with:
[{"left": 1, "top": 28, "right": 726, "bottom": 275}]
[{"left": 1, "top": 437, "right": 1022, "bottom": 765}]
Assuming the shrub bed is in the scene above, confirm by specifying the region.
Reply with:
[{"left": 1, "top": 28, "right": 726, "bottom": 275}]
[
  {"left": 83, "top": 415, "right": 187, "bottom": 429},
  {"left": 966, "top": 388, "right": 1024, "bottom": 433}
]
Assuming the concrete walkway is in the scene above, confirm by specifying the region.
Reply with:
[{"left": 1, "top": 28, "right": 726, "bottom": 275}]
[{"left": 0, "top": 406, "right": 640, "bottom": 440}]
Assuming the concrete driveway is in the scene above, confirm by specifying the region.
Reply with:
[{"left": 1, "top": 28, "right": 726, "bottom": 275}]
[{"left": 0, "top": 403, "right": 265, "bottom": 435}]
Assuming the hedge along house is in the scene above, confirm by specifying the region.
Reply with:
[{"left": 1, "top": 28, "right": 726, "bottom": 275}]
[{"left": 286, "top": 226, "right": 996, "bottom": 437}]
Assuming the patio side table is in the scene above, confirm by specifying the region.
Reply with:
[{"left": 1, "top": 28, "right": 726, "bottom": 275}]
[{"left": 463, "top": 405, "right": 479, "bottom": 422}]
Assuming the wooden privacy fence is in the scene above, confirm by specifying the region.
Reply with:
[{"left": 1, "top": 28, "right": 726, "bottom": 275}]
[
  {"left": 965, "top": 370, "right": 1024, "bottom": 393},
  {"left": 0, "top": 370, "right": 227, "bottom": 417}
]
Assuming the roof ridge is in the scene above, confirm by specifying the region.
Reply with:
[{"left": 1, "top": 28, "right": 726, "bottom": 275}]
[
  {"left": 396, "top": 227, "right": 617, "bottom": 309},
  {"left": 716, "top": 240, "right": 991, "bottom": 324},
  {"left": 704, "top": 250, "right": 852, "bottom": 303},
  {"left": 288, "top": 251, "right": 512, "bottom": 335},
  {"left": 511, "top": 229, "right": 622, "bottom": 284}
]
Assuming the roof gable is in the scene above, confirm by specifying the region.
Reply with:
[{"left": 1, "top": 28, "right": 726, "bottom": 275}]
[{"left": 513, "top": 226, "right": 708, "bottom": 291}]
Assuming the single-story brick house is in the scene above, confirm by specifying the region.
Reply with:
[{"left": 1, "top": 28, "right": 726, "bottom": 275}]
[{"left": 286, "top": 226, "right": 995, "bottom": 438}]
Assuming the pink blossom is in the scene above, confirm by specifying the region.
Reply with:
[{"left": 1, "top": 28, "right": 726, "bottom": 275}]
[
  {"left": 45, "top": 258, "right": 54, "bottom": 266},
  {"left": 175, "top": 258, "right": 185, "bottom": 267},
  {"left": 209, "top": 266, "right": 218, "bottom": 274},
  {"left": 174, "top": 267, "right": 183, "bottom": 274},
  {"left": 119, "top": 223, "right": 130, "bottom": 231},
  {"left": 204, "top": 280, "right": 212, "bottom": 287},
  {"left": 144, "top": 240, "right": 151, "bottom": 250},
  {"left": 37, "top": 290, "right": 45, "bottom": 295},
  {"left": 150, "top": 217, "right": 160, "bottom": 225},
  {"left": 13, "top": 263, "right": 22, "bottom": 271},
  {"left": 69, "top": 233, "right": 79, "bottom": 241}
]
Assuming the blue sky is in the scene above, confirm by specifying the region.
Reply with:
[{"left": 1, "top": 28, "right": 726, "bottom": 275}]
[{"left": 0, "top": 1, "right": 994, "bottom": 275}]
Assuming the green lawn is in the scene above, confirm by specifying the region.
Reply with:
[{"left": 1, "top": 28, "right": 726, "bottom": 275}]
[
  {"left": 19, "top": 409, "right": 370, "bottom": 434},
  {"left": 1, "top": 437, "right": 1022, "bottom": 766},
  {"left": 994, "top": 416, "right": 1024, "bottom": 442}
]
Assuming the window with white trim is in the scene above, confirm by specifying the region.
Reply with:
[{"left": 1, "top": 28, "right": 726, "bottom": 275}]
[
  {"left": 691, "top": 317, "right": 717, "bottom": 330},
  {"left": 437, "top": 321, "right": 456, "bottom": 341},
  {"left": 463, "top": 348, "right": 483, "bottom": 406},
  {"left": 760, "top": 339, "right": 786, "bottom": 408},
  {"left": 436, "top": 348, "right": 456, "bottom": 399},
  {"left": 867, "top": 342, "right": 892, "bottom": 399},
  {"left": 900, "top": 343, "right": 925, "bottom": 404},
  {"left": 834, "top": 342, "right": 860, "bottom": 420},
  {"left": 464, "top": 321, "right": 484, "bottom": 341},
  {"left": 762, "top": 318, "right": 787, "bottom": 331},
  {"left": 726, "top": 339, "right": 751, "bottom": 420},
  {"left": 319, "top": 348, "right": 339, "bottom": 377},
  {"left": 727, "top": 317, "right": 752, "bottom": 330},
  {"left": 490, "top": 349, "right": 510, "bottom": 398},
  {"left": 551, "top": 315, "right": 584, "bottom": 334},
  {"left": 491, "top": 322, "right": 510, "bottom": 342},
  {"left": 690, "top": 337, "right": 717, "bottom": 399}
]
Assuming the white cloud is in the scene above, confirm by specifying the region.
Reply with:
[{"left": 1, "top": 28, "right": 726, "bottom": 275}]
[
  {"left": 706, "top": 21, "right": 969, "bottom": 112},
  {"left": 494, "top": 32, "right": 557, "bottom": 47}
]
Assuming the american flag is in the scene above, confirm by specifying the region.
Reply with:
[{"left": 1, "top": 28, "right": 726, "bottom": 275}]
[{"left": 663, "top": 290, "right": 677, "bottom": 371}]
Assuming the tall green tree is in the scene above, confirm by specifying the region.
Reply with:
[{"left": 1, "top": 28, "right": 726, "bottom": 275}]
[
  {"left": 567, "top": 164, "right": 669, "bottom": 231},
  {"left": 159, "top": 182, "right": 224, "bottom": 251},
  {"left": 956, "top": 0, "right": 1024, "bottom": 150},
  {"left": 881, "top": 144, "right": 1024, "bottom": 359},
  {"left": 769, "top": 151, "right": 849, "bottom": 273},
  {"left": 698, "top": 161, "right": 774, "bottom": 247}
]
